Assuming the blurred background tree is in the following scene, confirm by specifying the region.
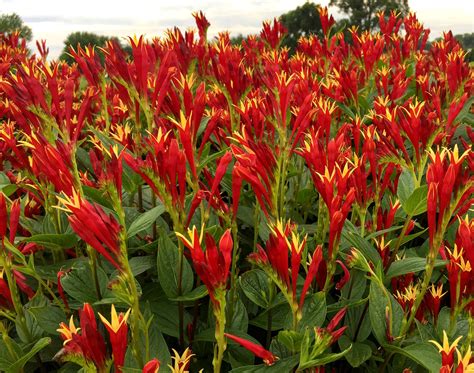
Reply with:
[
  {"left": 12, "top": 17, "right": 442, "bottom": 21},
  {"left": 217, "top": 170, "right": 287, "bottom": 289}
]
[
  {"left": 60, "top": 31, "right": 132, "bottom": 63},
  {"left": 60, "top": 31, "right": 111, "bottom": 63},
  {"left": 329, "top": 0, "right": 409, "bottom": 31},
  {"left": 0, "top": 13, "right": 33, "bottom": 41},
  {"left": 279, "top": 2, "right": 323, "bottom": 51},
  {"left": 455, "top": 33, "right": 474, "bottom": 62}
]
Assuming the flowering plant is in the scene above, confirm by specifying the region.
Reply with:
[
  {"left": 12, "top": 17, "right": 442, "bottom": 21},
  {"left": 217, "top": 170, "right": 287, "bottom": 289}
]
[{"left": 0, "top": 7, "right": 473, "bottom": 373}]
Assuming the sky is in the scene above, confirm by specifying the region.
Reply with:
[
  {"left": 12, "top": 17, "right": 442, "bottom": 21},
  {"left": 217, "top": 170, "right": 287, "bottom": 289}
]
[{"left": 1, "top": 0, "right": 473, "bottom": 59}]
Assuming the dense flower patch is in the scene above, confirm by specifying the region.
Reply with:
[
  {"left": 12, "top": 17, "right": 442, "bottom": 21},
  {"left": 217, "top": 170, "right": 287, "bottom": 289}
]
[{"left": 0, "top": 8, "right": 473, "bottom": 373}]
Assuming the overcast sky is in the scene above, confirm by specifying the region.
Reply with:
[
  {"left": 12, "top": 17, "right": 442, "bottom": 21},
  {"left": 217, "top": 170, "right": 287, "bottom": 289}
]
[{"left": 1, "top": 0, "right": 473, "bottom": 59}]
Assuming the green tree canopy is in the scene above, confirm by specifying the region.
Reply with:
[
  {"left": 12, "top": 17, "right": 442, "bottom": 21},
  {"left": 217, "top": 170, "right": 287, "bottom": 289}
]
[
  {"left": 279, "top": 2, "right": 323, "bottom": 52},
  {"left": 60, "top": 31, "right": 111, "bottom": 63},
  {"left": 0, "top": 13, "right": 33, "bottom": 41},
  {"left": 454, "top": 33, "right": 474, "bottom": 50},
  {"left": 329, "top": 0, "right": 409, "bottom": 31}
]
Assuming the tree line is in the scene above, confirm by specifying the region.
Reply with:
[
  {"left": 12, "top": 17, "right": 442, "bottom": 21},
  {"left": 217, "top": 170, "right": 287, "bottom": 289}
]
[{"left": 1, "top": 1, "right": 473, "bottom": 62}]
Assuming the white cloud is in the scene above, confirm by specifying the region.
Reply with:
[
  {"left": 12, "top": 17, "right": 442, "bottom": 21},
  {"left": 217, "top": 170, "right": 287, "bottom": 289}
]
[{"left": 1, "top": 0, "right": 472, "bottom": 59}]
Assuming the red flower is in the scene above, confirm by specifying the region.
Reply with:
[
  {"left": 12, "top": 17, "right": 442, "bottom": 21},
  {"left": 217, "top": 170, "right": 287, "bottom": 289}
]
[
  {"left": 0, "top": 192, "right": 20, "bottom": 243},
  {"left": 25, "top": 133, "right": 76, "bottom": 196},
  {"left": 57, "top": 303, "right": 107, "bottom": 370},
  {"left": 325, "top": 307, "right": 348, "bottom": 343},
  {"left": 0, "top": 272, "right": 13, "bottom": 309},
  {"left": 124, "top": 130, "right": 187, "bottom": 212},
  {"left": 319, "top": 6, "right": 335, "bottom": 36},
  {"left": 425, "top": 284, "right": 446, "bottom": 322},
  {"left": 225, "top": 333, "right": 278, "bottom": 366},
  {"left": 430, "top": 331, "right": 462, "bottom": 369},
  {"left": 299, "top": 246, "right": 324, "bottom": 309},
  {"left": 192, "top": 11, "right": 210, "bottom": 42},
  {"left": 250, "top": 221, "right": 325, "bottom": 311},
  {"left": 57, "top": 270, "right": 70, "bottom": 311},
  {"left": 177, "top": 227, "right": 233, "bottom": 305},
  {"left": 142, "top": 358, "right": 160, "bottom": 373},
  {"left": 426, "top": 147, "right": 472, "bottom": 252},
  {"left": 59, "top": 192, "right": 122, "bottom": 270},
  {"left": 99, "top": 305, "right": 131, "bottom": 373},
  {"left": 260, "top": 19, "right": 286, "bottom": 49}
]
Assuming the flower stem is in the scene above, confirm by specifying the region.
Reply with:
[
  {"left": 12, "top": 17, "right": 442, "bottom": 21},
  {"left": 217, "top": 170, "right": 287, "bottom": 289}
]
[{"left": 213, "top": 291, "right": 227, "bottom": 373}]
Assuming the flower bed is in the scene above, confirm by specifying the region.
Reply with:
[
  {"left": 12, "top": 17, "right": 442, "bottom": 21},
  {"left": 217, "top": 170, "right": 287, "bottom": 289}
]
[{"left": 0, "top": 9, "right": 473, "bottom": 373}]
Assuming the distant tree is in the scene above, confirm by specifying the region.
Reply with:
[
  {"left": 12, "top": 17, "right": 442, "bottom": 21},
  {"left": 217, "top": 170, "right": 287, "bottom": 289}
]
[
  {"left": 60, "top": 31, "right": 133, "bottom": 64},
  {"left": 455, "top": 33, "right": 474, "bottom": 50},
  {"left": 230, "top": 33, "right": 245, "bottom": 46},
  {"left": 0, "top": 13, "right": 33, "bottom": 41},
  {"left": 453, "top": 33, "right": 473, "bottom": 62},
  {"left": 329, "top": 0, "right": 409, "bottom": 31},
  {"left": 279, "top": 2, "right": 323, "bottom": 52},
  {"left": 60, "top": 31, "right": 112, "bottom": 64}
]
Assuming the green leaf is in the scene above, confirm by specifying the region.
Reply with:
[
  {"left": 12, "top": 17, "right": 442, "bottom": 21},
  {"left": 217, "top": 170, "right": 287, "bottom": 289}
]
[
  {"left": 385, "top": 342, "right": 441, "bottom": 373},
  {"left": 299, "top": 292, "right": 326, "bottom": 330},
  {"left": 228, "top": 297, "right": 249, "bottom": 331},
  {"left": 452, "top": 94, "right": 474, "bottom": 124},
  {"left": 147, "top": 319, "right": 172, "bottom": 371},
  {"left": 0, "top": 173, "right": 17, "bottom": 196},
  {"left": 369, "top": 281, "right": 403, "bottom": 345},
  {"left": 29, "top": 304, "right": 67, "bottom": 334},
  {"left": 7, "top": 337, "right": 51, "bottom": 373},
  {"left": 21, "top": 233, "right": 78, "bottom": 250},
  {"left": 240, "top": 269, "right": 272, "bottom": 308},
  {"left": 277, "top": 330, "right": 304, "bottom": 353},
  {"left": 61, "top": 264, "right": 108, "bottom": 303},
  {"left": 338, "top": 336, "right": 372, "bottom": 367},
  {"left": 341, "top": 222, "right": 382, "bottom": 267},
  {"left": 127, "top": 204, "right": 165, "bottom": 238},
  {"left": 399, "top": 228, "right": 428, "bottom": 246},
  {"left": 156, "top": 234, "right": 193, "bottom": 298},
  {"left": 16, "top": 311, "right": 43, "bottom": 343},
  {"left": 250, "top": 303, "right": 292, "bottom": 331},
  {"left": 128, "top": 256, "right": 155, "bottom": 276},
  {"left": 230, "top": 355, "right": 299, "bottom": 372},
  {"left": 397, "top": 168, "right": 414, "bottom": 206},
  {"left": 82, "top": 185, "right": 113, "bottom": 209},
  {"left": 386, "top": 257, "right": 447, "bottom": 279},
  {"left": 402, "top": 185, "right": 428, "bottom": 216},
  {"left": 170, "top": 285, "right": 208, "bottom": 301},
  {"left": 298, "top": 345, "right": 351, "bottom": 371}
]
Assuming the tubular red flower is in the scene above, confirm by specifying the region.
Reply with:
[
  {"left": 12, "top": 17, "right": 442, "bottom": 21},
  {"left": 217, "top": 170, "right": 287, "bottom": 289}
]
[
  {"left": 60, "top": 192, "right": 122, "bottom": 270},
  {"left": 57, "top": 270, "right": 69, "bottom": 311},
  {"left": 299, "top": 245, "right": 323, "bottom": 310},
  {"left": 0, "top": 193, "right": 7, "bottom": 239},
  {"left": 177, "top": 227, "right": 233, "bottom": 306},
  {"left": 142, "top": 358, "right": 160, "bottom": 373},
  {"left": 57, "top": 303, "right": 107, "bottom": 370},
  {"left": 225, "top": 333, "right": 278, "bottom": 366},
  {"left": 335, "top": 260, "right": 350, "bottom": 290},
  {"left": 99, "top": 305, "right": 130, "bottom": 373}
]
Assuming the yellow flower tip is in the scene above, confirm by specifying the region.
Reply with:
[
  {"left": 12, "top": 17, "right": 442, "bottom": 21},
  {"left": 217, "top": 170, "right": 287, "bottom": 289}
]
[
  {"left": 57, "top": 316, "right": 80, "bottom": 345},
  {"left": 168, "top": 347, "right": 195, "bottom": 372},
  {"left": 456, "top": 346, "right": 474, "bottom": 371},
  {"left": 56, "top": 189, "right": 81, "bottom": 212},
  {"left": 430, "top": 330, "right": 462, "bottom": 354},
  {"left": 428, "top": 284, "right": 446, "bottom": 299},
  {"left": 99, "top": 305, "right": 131, "bottom": 333}
]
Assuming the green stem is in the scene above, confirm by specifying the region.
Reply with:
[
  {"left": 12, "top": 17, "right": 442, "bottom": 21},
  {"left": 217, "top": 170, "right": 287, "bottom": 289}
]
[
  {"left": 113, "top": 191, "right": 147, "bottom": 367},
  {"left": 177, "top": 239, "right": 185, "bottom": 347},
  {"left": 227, "top": 221, "right": 240, "bottom": 323},
  {"left": 385, "top": 214, "right": 413, "bottom": 270},
  {"left": 213, "top": 291, "right": 227, "bottom": 373}
]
